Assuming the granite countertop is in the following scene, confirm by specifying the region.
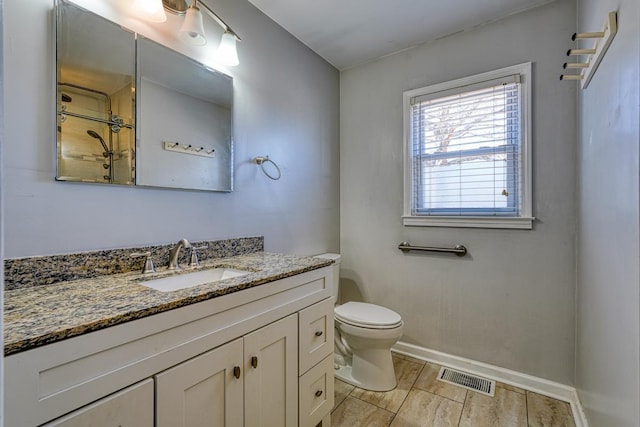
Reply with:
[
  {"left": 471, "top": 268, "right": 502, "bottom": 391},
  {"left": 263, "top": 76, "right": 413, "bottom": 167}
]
[{"left": 4, "top": 252, "right": 332, "bottom": 356}]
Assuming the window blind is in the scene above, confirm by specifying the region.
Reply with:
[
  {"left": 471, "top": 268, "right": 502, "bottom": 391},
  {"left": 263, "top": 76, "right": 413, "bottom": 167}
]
[{"left": 410, "top": 75, "right": 522, "bottom": 217}]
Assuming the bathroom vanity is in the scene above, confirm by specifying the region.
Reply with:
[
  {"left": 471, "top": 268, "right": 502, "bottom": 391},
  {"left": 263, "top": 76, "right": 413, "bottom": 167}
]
[{"left": 4, "top": 252, "right": 335, "bottom": 427}]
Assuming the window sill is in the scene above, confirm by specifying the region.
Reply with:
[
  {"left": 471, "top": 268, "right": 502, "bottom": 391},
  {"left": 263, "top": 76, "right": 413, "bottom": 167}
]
[{"left": 402, "top": 216, "right": 534, "bottom": 230}]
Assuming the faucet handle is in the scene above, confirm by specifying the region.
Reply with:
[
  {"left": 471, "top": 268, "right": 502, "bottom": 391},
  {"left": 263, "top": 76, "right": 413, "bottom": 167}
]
[
  {"left": 131, "top": 252, "right": 156, "bottom": 274},
  {"left": 189, "top": 245, "right": 208, "bottom": 267}
]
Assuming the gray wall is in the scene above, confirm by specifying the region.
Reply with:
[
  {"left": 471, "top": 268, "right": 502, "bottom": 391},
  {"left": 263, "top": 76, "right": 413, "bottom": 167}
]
[
  {"left": 576, "top": 0, "right": 640, "bottom": 425},
  {"left": 340, "top": 0, "right": 577, "bottom": 383},
  {"left": 2, "top": 0, "right": 340, "bottom": 258}
]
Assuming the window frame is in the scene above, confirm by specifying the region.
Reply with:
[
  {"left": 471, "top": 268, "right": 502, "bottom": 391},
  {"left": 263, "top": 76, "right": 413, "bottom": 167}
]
[{"left": 402, "top": 62, "right": 534, "bottom": 230}]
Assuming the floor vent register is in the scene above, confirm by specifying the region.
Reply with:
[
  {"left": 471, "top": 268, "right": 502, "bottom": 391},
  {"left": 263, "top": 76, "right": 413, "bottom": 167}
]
[{"left": 437, "top": 367, "right": 496, "bottom": 397}]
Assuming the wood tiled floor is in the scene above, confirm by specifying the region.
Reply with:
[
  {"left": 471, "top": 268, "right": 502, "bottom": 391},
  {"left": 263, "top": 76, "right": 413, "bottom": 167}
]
[{"left": 331, "top": 354, "right": 576, "bottom": 427}]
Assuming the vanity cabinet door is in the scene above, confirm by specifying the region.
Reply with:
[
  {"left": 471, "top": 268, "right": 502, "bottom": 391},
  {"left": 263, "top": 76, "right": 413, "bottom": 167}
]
[
  {"left": 155, "top": 338, "right": 244, "bottom": 427},
  {"left": 43, "top": 379, "right": 153, "bottom": 427},
  {"left": 244, "top": 314, "right": 299, "bottom": 427}
]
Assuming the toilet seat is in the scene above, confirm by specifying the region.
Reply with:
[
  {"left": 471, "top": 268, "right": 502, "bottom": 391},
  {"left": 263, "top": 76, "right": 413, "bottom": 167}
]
[{"left": 335, "top": 302, "right": 403, "bottom": 329}]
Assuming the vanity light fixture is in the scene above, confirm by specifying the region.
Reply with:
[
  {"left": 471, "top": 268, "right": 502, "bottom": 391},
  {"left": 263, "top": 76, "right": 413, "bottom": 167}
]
[{"left": 132, "top": 0, "right": 242, "bottom": 66}]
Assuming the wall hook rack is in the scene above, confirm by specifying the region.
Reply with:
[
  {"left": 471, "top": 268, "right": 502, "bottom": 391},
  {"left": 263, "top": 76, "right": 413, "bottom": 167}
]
[
  {"left": 560, "top": 11, "right": 617, "bottom": 89},
  {"left": 163, "top": 141, "right": 215, "bottom": 158}
]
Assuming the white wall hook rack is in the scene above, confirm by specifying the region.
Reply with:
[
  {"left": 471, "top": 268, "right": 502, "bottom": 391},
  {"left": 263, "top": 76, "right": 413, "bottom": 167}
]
[
  {"left": 560, "top": 11, "right": 617, "bottom": 89},
  {"left": 163, "top": 141, "right": 216, "bottom": 158}
]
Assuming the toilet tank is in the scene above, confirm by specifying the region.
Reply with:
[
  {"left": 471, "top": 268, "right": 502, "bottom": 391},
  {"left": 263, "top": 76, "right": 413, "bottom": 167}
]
[{"left": 314, "top": 253, "right": 341, "bottom": 302}]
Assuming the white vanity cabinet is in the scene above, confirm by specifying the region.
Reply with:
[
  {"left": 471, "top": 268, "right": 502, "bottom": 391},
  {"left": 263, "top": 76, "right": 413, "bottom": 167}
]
[{"left": 5, "top": 266, "right": 334, "bottom": 427}]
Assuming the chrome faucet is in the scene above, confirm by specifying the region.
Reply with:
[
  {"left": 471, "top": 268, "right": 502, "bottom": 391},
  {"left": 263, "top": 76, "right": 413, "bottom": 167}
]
[{"left": 168, "top": 238, "right": 191, "bottom": 270}]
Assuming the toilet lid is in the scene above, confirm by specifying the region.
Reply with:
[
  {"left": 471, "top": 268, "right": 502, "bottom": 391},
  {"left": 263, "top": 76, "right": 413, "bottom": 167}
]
[{"left": 335, "top": 302, "right": 403, "bottom": 329}]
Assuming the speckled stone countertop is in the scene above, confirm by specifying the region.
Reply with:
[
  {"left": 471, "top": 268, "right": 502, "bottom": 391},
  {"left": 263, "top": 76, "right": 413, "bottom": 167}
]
[{"left": 4, "top": 252, "right": 333, "bottom": 356}]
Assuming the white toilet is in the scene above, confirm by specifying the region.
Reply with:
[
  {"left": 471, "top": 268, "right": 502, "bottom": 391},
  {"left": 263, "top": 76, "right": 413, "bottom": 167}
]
[{"left": 315, "top": 253, "right": 404, "bottom": 392}]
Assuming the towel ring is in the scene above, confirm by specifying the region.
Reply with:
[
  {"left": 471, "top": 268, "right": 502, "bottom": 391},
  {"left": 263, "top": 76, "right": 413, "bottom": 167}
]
[{"left": 254, "top": 156, "right": 281, "bottom": 180}]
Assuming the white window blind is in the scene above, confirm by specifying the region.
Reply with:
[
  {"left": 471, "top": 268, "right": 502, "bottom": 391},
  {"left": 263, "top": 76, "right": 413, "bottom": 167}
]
[{"left": 409, "top": 75, "right": 522, "bottom": 217}]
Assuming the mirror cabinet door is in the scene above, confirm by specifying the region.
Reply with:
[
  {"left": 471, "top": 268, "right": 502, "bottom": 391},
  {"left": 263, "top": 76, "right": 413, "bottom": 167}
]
[
  {"left": 56, "top": 0, "right": 135, "bottom": 185},
  {"left": 136, "top": 37, "right": 234, "bottom": 192}
]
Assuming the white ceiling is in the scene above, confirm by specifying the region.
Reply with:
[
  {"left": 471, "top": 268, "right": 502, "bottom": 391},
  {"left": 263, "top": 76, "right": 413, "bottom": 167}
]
[{"left": 248, "top": 0, "right": 555, "bottom": 70}]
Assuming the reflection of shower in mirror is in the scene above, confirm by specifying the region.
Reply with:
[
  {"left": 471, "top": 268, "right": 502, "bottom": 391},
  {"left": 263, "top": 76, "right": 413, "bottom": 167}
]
[
  {"left": 87, "top": 130, "right": 113, "bottom": 182},
  {"left": 86, "top": 130, "right": 110, "bottom": 156},
  {"left": 56, "top": 82, "right": 135, "bottom": 185},
  {"left": 56, "top": 0, "right": 136, "bottom": 185}
]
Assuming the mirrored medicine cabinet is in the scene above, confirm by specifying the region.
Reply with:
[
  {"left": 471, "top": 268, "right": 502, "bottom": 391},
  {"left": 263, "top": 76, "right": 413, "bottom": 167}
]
[{"left": 55, "top": 0, "right": 234, "bottom": 192}]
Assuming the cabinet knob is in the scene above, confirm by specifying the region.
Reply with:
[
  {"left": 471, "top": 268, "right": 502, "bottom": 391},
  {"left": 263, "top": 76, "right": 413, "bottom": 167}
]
[
  {"left": 315, "top": 390, "right": 323, "bottom": 397},
  {"left": 251, "top": 356, "right": 258, "bottom": 368},
  {"left": 314, "top": 330, "right": 324, "bottom": 337},
  {"left": 233, "top": 366, "right": 241, "bottom": 379}
]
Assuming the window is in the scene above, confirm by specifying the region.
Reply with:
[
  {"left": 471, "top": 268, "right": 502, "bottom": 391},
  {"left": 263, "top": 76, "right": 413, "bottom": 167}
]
[{"left": 403, "top": 63, "right": 533, "bottom": 229}]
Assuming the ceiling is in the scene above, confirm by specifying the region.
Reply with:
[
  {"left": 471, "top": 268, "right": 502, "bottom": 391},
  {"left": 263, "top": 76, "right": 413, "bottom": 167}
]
[{"left": 247, "top": 0, "right": 555, "bottom": 70}]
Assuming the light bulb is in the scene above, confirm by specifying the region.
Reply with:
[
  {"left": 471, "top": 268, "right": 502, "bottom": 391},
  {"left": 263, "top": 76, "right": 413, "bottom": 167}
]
[{"left": 217, "top": 31, "right": 239, "bottom": 66}]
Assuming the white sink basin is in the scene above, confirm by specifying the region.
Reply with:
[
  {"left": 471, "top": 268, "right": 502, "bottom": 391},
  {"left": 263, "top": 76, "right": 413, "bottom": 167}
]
[{"left": 140, "top": 268, "right": 251, "bottom": 292}]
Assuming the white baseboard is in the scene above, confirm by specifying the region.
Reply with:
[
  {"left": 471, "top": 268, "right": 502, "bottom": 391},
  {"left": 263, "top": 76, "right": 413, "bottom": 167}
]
[
  {"left": 392, "top": 341, "right": 588, "bottom": 427},
  {"left": 569, "top": 388, "right": 590, "bottom": 427}
]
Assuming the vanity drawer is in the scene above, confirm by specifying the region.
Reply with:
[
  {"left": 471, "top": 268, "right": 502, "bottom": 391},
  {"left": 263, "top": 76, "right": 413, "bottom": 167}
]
[
  {"left": 299, "top": 354, "right": 334, "bottom": 427},
  {"left": 299, "top": 297, "right": 335, "bottom": 373}
]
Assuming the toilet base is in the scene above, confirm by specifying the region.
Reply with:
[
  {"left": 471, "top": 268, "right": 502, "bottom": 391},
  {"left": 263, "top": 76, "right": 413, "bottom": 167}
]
[{"left": 335, "top": 362, "right": 397, "bottom": 392}]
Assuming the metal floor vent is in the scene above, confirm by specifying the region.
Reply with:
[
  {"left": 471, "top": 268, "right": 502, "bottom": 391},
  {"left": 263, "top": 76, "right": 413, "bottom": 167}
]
[{"left": 437, "top": 367, "right": 495, "bottom": 397}]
